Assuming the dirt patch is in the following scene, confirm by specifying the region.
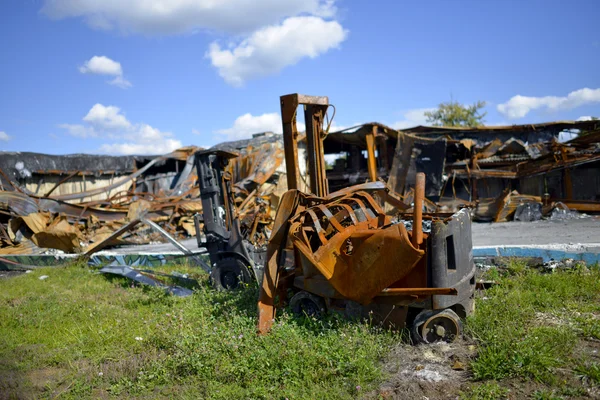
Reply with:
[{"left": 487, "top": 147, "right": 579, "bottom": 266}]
[
  {"left": 0, "top": 271, "right": 26, "bottom": 279},
  {"left": 0, "top": 366, "right": 69, "bottom": 400},
  {"left": 27, "top": 367, "right": 70, "bottom": 391},
  {"left": 367, "top": 339, "right": 476, "bottom": 399}
]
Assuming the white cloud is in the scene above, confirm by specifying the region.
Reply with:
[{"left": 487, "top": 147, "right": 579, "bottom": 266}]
[
  {"left": 41, "top": 0, "right": 337, "bottom": 35},
  {"left": 577, "top": 116, "right": 594, "bottom": 121},
  {"left": 58, "top": 123, "right": 97, "bottom": 138},
  {"left": 79, "top": 55, "right": 122, "bottom": 75},
  {"left": 109, "top": 75, "right": 132, "bottom": 89},
  {"left": 79, "top": 55, "right": 132, "bottom": 88},
  {"left": 497, "top": 88, "right": 600, "bottom": 119},
  {"left": 216, "top": 110, "right": 348, "bottom": 140},
  {"left": 0, "top": 131, "right": 10, "bottom": 141},
  {"left": 99, "top": 140, "right": 182, "bottom": 155},
  {"left": 207, "top": 16, "right": 347, "bottom": 86},
  {"left": 192, "top": 128, "right": 201, "bottom": 135},
  {"left": 60, "top": 104, "right": 182, "bottom": 155},
  {"left": 83, "top": 104, "right": 132, "bottom": 130},
  {"left": 391, "top": 108, "right": 436, "bottom": 129},
  {"left": 217, "top": 112, "right": 283, "bottom": 140}
]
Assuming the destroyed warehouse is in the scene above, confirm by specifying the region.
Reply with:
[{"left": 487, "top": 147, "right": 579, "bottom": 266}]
[{"left": 1, "top": 119, "right": 599, "bottom": 259}]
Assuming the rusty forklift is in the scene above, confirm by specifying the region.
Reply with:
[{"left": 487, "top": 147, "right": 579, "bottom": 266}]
[{"left": 257, "top": 94, "right": 476, "bottom": 343}]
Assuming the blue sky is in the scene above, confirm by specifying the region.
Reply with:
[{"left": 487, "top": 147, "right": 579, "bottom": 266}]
[{"left": 0, "top": 0, "right": 599, "bottom": 155}]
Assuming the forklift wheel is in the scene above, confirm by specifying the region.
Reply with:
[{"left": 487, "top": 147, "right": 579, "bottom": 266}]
[
  {"left": 289, "top": 291, "right": 326, "bottom": 318},
  {"left": 210, "top": 258, "right": 252, "bottom": 291},
  {"left": 411, "top": 308, "right": 462, "bottom": 344}
]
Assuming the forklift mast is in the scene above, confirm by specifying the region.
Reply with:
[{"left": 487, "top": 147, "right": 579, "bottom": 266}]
[{"left": 193, "top": 150, "right": 263, "bottom": 288}]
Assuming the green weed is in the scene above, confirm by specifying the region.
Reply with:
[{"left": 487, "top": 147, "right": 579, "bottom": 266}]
[{"left": 0, "top": 264, "right": 395, "bottom": 399}]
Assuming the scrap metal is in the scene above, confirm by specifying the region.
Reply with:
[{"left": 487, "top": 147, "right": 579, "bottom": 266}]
[
  {"left": 258, "top": 94, "right": 475, "bottom": 344},
  {"left": 0, "top": 142, "right": 286, "bottom": 256},
  {"left": 99, "top": 264, "right": 195, "bottom": 297}
]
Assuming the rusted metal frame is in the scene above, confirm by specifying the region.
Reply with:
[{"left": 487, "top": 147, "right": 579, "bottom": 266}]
[
  {"left": 280, "top": 94, "right": 330, "bottom": 195},
  {"left": 336, "top": 203, "right": 359, "bottom": 225},
  {"left": 280, "top": 94, "right": 302, "bottom": 191},
  {"left": 365, "top": 125, "right": 378, "bottom": 182},
  {"left": 239, "top": 188, "right": 258, "bottom": 210},
  {"left": 315, "top": 204, "right": 352, "bottom": 232},
  {"left": 107, "top": 190, "right": 134, "bottom": 204},
  {"left": 249, "top": 206, "right": 261, "bottom": 239},
  {"left": 311, "top": 204, "right": 342, "bottom": 233},
  {"left": 258, "top": 190, "right": 304, "bottom": 335},
  {"left": 305, "top": 209, "right": 328, "bottom": 244},
  {"left": 338, "top": 197, "right": 370, "bottom": 222},
  {"left": 161, "top": 186, "right": 197, "bottom": 205},
  {"left": 0, "top": 167, "right": 22, "bottom": 192},
  {"left": 450, "top": 168, "right": 518, "bottom": 179},
  {"left": 517, "top": 151, "right": 600, "bottom": 177},
  {"left": 412, "top": 173, "right": 425, "bottom": 247},
  {"left": 47, "top": 156, "right": 166, "bottom": 201},
  {"left": 353, "top": 191, "right": 385, "bottom": 217},
  {"left": 304, "top": 103, "right": 329, "bottom": 197},
  {"left": 42, "top": 170, "right": 81, "bottom": 198}
]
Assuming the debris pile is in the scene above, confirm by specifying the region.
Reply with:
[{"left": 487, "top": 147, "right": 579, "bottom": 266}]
[
  {"left": 2, "top": 120, "right": 599, "bottom": 257},
  {"left": 0, "top": 142, "right": 286, "bottom": 255},
  {"left": 319, "top": 120, "right": 600, "bottom": 222}
]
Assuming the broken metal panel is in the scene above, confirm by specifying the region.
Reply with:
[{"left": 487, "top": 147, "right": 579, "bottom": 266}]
[
  {"left": 1, "top": 140, "right": 286, "bottom": 255},
  {"left": 388, "top": 131, "right": 447, "bottom": 198},
  {"left": 403, "top": 120, "right": 600, "bottom": 145},
  {"left": 99, "top": 265, "right": 194, "bottom": 297},
  {"left": 429, "top": 209, "right": 475, "bottom": 310},
  {"left": 142, "top": 218, "right": 211, "bottom": 273},
  {"left": 289, "top": 190, "right": 425, "bottom": 304}
]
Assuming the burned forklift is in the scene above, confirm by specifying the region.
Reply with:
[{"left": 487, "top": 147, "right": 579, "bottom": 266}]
[
  {"left": 257, "top": 94, "right": 475, "bottom": 343},
  {"left": 193, "top": 150, "right": 265, "bottom": 290}
]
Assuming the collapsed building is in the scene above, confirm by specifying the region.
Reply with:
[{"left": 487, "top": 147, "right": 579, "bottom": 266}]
[
  {"left": 0, "top": 119, "right": 599, "bottom": 259},
  {"left": 0, "top": 142, "right": 290, "bottom": 257},
  {"left": 324, "top": 120, "right": 600, "bottom": 221}
]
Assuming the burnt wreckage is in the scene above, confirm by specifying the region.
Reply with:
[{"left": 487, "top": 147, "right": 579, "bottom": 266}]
[
  {"left": 1, "top": 93, "right": 599, "bottom": 342},
  {"left": 257, "top": 94, "right": 475, "bottom": 343}
]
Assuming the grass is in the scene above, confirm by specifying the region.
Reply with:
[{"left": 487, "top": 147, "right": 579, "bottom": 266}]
[
  {"left": 1, "top": 259, "right": 600, "bottom": 399},
  {"left": 460, "top": 260, "right": 600, "bottom": 399},
  {"left": 0, "top": 263, "right": 395, "bottom": 399}
]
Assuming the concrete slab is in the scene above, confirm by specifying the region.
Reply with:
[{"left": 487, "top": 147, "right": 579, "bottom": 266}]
[{"left": 471, "top": 218, "right": 600, "bottom": 247}]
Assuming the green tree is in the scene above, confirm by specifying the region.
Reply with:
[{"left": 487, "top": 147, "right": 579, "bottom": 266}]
[{"left": 424, "top": 100, "right": 487, "bottom": 127}]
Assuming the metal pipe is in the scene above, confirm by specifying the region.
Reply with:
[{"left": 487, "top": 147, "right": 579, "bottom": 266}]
[
  {"left": 412, "top": 172, "right": 425, "bottom": 247},
  {"left": 365, "top": 126, "right": 377, "bottom": 182},
  {"left": 142, "top": 218, "right": 212, "bottom": 273}
]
